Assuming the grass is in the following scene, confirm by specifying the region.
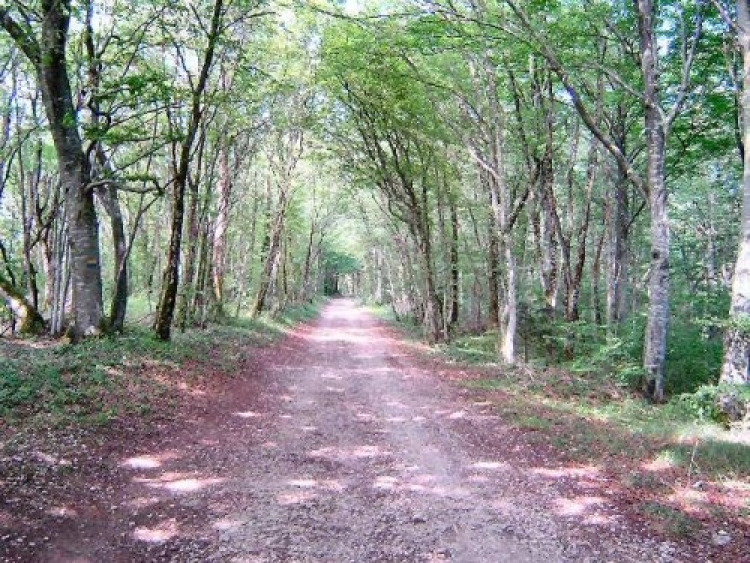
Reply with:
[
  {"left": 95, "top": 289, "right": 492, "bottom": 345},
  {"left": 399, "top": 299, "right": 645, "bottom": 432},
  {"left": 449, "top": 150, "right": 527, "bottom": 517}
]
[
  {"left": 0, "top": 299, "right": 324, "bottom": 429},
  {"left": 377, "top": 309, "right": 750, "bottom": 543},
  {"left": 641, "top": 501, "right": 702, "bottom": 537}
]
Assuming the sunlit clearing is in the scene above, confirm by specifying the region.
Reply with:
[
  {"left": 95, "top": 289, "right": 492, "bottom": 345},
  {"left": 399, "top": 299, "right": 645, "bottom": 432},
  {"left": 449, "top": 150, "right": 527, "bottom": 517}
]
[
  {"left": 133, "top": 519, "right": 179, "bottom": 543},
  {"left": 471, "top": 461, "right": 509, "bottom": 471},
  {"left": 532, "top": 465, "right": 601, "bottom": 479},
  {"left": 554, "top": 496, "right": 606, "bottom": 517},
  {"left": 234, "top": 411, "right": 262, "bottom": 419}
]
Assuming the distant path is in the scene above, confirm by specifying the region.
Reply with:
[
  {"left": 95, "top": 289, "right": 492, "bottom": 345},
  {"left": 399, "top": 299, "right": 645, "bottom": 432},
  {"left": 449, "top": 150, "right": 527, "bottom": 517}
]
[{"left": 26, "top": 300, "right": 689, "bottom": 562}]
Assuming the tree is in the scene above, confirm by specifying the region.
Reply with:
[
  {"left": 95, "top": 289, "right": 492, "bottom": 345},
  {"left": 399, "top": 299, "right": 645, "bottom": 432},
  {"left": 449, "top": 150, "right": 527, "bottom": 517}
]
[
  {"left": 1, "top": 0, "right": 105, "bottom": 338},
  {"left": 500, "top": 0, "right": 703, "bottom": 400},
  {"left": 153, "top": 0, "right": 227, "bottom": 341},
  {"left": 720, "top": 0, "right": 750, "bottom": 385}
]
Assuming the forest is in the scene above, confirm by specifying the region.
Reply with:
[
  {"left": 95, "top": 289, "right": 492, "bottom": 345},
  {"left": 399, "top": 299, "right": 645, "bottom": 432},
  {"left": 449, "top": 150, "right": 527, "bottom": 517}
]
[
  {"left": 2, "top": 1, "right": 750, "bottom": 560},
  {"left": 2, "top": 0, "right": 749, "bottom": 405}
]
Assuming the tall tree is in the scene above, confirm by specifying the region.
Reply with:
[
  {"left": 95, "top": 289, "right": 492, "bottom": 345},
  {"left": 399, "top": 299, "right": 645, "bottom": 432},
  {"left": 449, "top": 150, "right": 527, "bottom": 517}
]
[
  {"left": 153, "top": 0, "right": 226, "bottom": 341},
  {"left": 720, "top": 0, "right": 750, "bottom": 385},
  {"left": 1, "top": 0, "right": 105, "bottom": 338}
]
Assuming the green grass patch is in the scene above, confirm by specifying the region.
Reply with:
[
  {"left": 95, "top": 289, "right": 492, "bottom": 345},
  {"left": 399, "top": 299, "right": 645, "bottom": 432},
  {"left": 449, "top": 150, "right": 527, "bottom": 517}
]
[
  {"left": 365, "top": 305, "right": 425, "bottom": 340},
  {"left": 0, "top": 300, "right": 324, "bottom": 429},
  {"left": 640, "top": 501, "right": 702, "bottom": 537},
  {"left": 457, "top": 369, "right": 750, "bottom": 483},
  {"left": 441, "top": 332, "right": 498, "bottom": 365}
]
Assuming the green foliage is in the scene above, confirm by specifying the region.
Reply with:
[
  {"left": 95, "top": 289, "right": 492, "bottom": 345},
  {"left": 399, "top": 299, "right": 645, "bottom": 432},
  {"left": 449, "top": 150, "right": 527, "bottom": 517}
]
[
  {"left": 675, "top": 384, "right": 750, "bottom": 425},
  {"left": 664, "top": 319, "right": 724, "bottom": 395},
  {"left": 0, "top": 300, "right": 322, "bottom": 427},
  {"left": 323, "top": 249, "right": 360, "bottom": 275},
  {"left": 446, "top": 331, "right": 498, "bottom": 364},
  {"left": 570, "top": 332, "right": 646, "bottom": 390},
  {"left": 641, "top": 502, "right": 701, "bottom": 538}
]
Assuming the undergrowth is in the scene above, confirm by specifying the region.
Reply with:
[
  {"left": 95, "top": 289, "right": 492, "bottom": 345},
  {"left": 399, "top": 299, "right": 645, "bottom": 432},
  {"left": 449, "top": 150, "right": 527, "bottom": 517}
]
[
  {"left": 375, "top": 306, "right": 750, "bottom": 485},
  {"left": 0, "top": 300, "right": 323, "bottom": 429}
]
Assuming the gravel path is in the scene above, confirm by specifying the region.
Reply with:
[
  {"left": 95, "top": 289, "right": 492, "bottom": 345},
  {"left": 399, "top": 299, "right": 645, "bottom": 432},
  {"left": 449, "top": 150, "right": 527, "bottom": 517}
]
[{"left": 7, "top": 300, "right": 696, "bottom": 562}]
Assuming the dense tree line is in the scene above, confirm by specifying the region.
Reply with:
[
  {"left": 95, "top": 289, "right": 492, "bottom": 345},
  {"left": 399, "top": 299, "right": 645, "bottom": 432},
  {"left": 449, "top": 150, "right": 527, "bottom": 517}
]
[{"left": 0, "top": 0, "right": 748, "bottom": 401}]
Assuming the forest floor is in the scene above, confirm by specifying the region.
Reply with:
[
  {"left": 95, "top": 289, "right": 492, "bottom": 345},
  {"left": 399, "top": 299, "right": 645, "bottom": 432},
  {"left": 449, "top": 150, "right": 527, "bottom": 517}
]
[{"left": 1, "top": 299, "right": 748, "bottom": 562}]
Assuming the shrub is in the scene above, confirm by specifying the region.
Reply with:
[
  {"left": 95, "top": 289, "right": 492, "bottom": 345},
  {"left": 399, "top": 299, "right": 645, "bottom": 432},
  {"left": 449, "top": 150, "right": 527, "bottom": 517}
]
[{"left": 675, "top": 384, "right": 750, "bottom": 426}]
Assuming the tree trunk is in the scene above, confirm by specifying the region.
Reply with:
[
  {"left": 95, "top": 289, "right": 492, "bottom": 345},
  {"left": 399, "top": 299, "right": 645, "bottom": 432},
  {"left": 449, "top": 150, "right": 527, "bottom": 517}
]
[
  {"left": 721, "top": 0, "right": 750, "bottom": 386},
  {"left": 176, "top": 172, "right": 201, "bottom": 331},
  {"left": 487, "top": 217, "right": 500, "bottom": 329},
  {"left": 154, "top": 0, "right": 224, "bottom": 341},
  {"left": 638, "top": 0, "right": 670, "bottom": 402},
  {"left": 252, "top": 200, "right": 286, "bottom": 317},
  {"left": 98, "top": 184, "right": 128, "bottom": 332},
  {"left": 449, "top": 197, "right": 460, "bottom": 328},
  {"left": 0, "top": 1, "right": 106, "bottom": 338},
  {"left": 418, "top": 235, "right": 443, "bottom": 344},
  {"left": 539, "top": 131, "right": 559, "bottom": 313},
  {"left": 0, "top": 272, "right": 45, "bottom": 335},
  {"left": 211, "top": 145, "right": 232, "bottom": 318}
]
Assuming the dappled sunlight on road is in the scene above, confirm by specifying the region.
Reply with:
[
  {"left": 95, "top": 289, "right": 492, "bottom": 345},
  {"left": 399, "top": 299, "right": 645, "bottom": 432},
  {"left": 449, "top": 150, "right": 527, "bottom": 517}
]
[
  {"left": 122, "top": 451, "right": 183, "bottom": 469},
  {"left": 471, "top": 461, "right": 510, "bottom": 471},
  {"left": 133, "top": 519, "right": 180, "bottom": 543},
  {"left": 45, "top": 506, "right": 78, "bottom": 518},
  {"left": 309, "top": 444, "right": 393, "bottom": 461},
  {"left": 125, "top": 496, "right": 162, "bottom": 510},
  {"left": 213, "top": 517, "right": 244, "bottom": 531},
  {"left": 553, "top": 495, "right": 608, "bottom": 517},
  {"left": 233, "top": 410, "right": 263, "bottom": 419},
  {"left": 531, "top": 465, "right": 602, "bottom": 479},
  {"left": 132, "top": 471, "right": 225, "bottom": 494}
]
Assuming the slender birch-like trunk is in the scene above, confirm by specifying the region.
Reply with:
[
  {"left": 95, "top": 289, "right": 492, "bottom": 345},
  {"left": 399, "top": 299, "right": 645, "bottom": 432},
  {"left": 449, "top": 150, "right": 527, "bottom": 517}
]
[{"left": 721, "top": 0, "right": 750, "bottom": 385}]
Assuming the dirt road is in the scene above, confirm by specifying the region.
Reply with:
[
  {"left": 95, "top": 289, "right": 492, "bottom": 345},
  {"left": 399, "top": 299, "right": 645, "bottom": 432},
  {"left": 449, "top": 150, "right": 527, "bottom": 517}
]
[{"left": 6, "top": 300, "right": 695, "bottom": 562}]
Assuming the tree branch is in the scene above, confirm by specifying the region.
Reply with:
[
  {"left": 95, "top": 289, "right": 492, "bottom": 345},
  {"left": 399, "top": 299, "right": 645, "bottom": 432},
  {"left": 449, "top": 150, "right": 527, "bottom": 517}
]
[{"left": 0, "top": 8, "right": 41, "bottom": 67}]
